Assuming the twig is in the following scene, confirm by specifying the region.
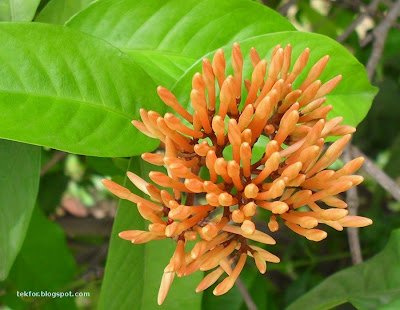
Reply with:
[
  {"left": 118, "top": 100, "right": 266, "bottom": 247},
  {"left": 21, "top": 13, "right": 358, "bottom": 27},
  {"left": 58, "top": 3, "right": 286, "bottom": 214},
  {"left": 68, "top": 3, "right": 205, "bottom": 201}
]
[
  {"left": 40, "top": 151, "right": 66, "bottom": 176},
  {"left": 343, "top": 146, "right": 363, "bottom": 265},
  {"left": 235, "top": 277, "right": 258, "bottom": 310},
  {"left": 337, "top": 0, "right": 381, "bottom": 43},
  {"left": 366, "top": 0, "right": 400, "bottom": 80},
  {"left": 278, "top": 0, "right": 299, "bottom": 16},
  {"left": 351, "top": 145, "right": 400, "bottom": 201}
]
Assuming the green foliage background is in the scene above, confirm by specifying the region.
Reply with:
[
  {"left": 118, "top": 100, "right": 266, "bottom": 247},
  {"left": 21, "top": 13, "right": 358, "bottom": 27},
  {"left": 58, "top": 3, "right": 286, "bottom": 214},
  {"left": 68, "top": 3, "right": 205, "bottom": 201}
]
[{"left": 0, "top": 0, "right": 398, "bottom": 309}]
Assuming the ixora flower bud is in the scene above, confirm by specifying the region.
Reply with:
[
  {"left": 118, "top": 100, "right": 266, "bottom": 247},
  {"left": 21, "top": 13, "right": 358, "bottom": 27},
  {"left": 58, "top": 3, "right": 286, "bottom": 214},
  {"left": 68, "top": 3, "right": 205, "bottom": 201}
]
[{"left": 102, "top": 43, "right": 373, "bottom": 305}]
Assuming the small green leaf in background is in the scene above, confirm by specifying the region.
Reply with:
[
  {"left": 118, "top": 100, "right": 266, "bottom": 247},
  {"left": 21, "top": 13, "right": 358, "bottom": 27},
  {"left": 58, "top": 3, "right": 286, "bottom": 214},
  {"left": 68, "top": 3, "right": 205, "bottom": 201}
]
[
  {"left": 35, "top": 0, "right": 96, "bottom": 24},
  {"left": 0, "top": 139, "right": 40, "bottom": 280},
  {"left": 286, "top": 228, "right": 400, "bottom": 310},
  {"left": 99, "top": 157, "right": 203, "bottom": 310},
  {"left": 0, "top": 22, "right": 162, "bottom": 157},
  {"left": 173, "top": 31, "right": 378, "bottom": 128},
  {"left": 67, "top": 0, "right": 296, "bottom": 87},
  {"left": 0, "top": 207, "right": 77, "bottom": 310},
  {"left": 0, "top": 0, "right": 41, "bottom": 21}
]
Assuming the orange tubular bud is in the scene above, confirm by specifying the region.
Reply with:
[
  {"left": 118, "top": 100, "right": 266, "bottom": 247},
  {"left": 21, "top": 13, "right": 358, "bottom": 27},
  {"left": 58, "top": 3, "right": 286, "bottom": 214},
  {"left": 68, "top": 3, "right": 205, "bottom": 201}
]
[
  {"left": 131, "top": 120, "right": 156, "bottom": 138},
  {"left": 213, "top": 48, "right": 226, "bottom": 89},
  {"left": 203, "top": 181, "right": 224, "bottom": 194},
  {"left": 241, "top": 219, "right": 256, "bottom": 235},
  {"left": 302, "top": 97, "right": 327, "bottom": 115},
  {"left": 139, "top": 109, "right": 166, "bottom": 142},
  {"left": 228, "top": 119, "right": 242, "bottom": 163},
  {"left": 300, "top": 55, "right": 330, "bottom": 91},
  {"left": 157, "top": 86, "right": 193, "bottom": 123},
  {"left": 164, "top": 113, "right": 203, "bottom": 139},
  {"left": 196, "top": 267, "right": 225, "bottom": 293},
  {"left": 206, "top": 150, "right": 218, "bottom": 183},
  {"left": 298, "top": 80, "right": 322, "bottom": 108},
  {"left": 238, "top": 104, "right": 254, "bottom": 130},
  {"left": 232, "top": 42, "right": 243, "bottom": 98},
  {"left": 149, "top": 171, "right": 190, "bottom": 193},
  {"left": 281, "top": 44, "right": 292, "bottom": 80},
  {"left": 241, "top": 129, "right": 252, "bottom": 144},
  {"left": 192, "top": 72, "right": 206, "bottom": 94},
  {"left": 240, "top": 142, "right": 252, "bottom": 178},
  {"left": 212, "top": 116, "right": 226, "bottom": 146},
  {"left": 250, "top": 47, "right": 261, "bottom": 68},
  {"left": 194, "top": 140, "right": 214, "bottom": 157},
  {"left": 268, "top": 215, "right": 279, "bottom": 232},
  {"left": 244, "top": 183, "right": 259, "bottom": 199},
  {"left": 253, "top": 251, "right": 267, "bottom": 274},
  {"left": 141, "top": 152, "right": 165, "bottom": 166},
  {"left": 157, "top": 118, "right": 194, "bottom": 152},
  {"left": 191, "top": 89, "right": 212, "bottom": 133},
  {"left": 255, "top": 48, "right": 283, "bottom": 107},
  {"left": 243, "top": 201, "right": 257, "bottom": 217},
  {"left": 213, "top": 254, "right": 247, "bottom": 296},
  {"left": 286, "top": 48, "right": 310, "bottom": 85},
  {"left": 215, "top": 158, "right": 232, "bottom": 183},
  {"left": 280, "top": 212, "right": 318, "bottom": 229},
  {"left": 202, "top": 58, "right": 216, "bottom": 110},
  {"left": 219, "top": 76, "right": 235, "bottom": 119},
  {"left": 338, "top": 216, "right": 373, "bottom": 227},
  {"left": 184, "top": 178, "right": 205, "bottom": 193},
  {"left": 253, "top": 152, "right": 281, "bottom": 184},
  {"left": 257, "top": 200, "right": 289, "bottom": 214},
  {"left": 222, "top": 225, "right": 276, "bottom": 245},
  {"left": 158, "top": 272, "right": 175, "bottom": 305},
  {"left": 285, "top": 221, "right": 327, "bottom": 242},
  {"left": 248, "top": 96, "right": 276, "bottom": 144},
  {"left": 245, "top": 59, "right": 267, "bottom": 106},
  {"left": 200, "top": 240, "right": 238, "bottom": 271},
  {"left": 227, "top": 160, "right": 243, "bottom": 191},
  {"left": 315, "top": 75, "right": 342, "bottom": 98},
  {"left": 232, "top": 209, "right": 245, "bottom": 223},
  {"left": 274, "top": 110, "right": 299, "bottom": 145}
]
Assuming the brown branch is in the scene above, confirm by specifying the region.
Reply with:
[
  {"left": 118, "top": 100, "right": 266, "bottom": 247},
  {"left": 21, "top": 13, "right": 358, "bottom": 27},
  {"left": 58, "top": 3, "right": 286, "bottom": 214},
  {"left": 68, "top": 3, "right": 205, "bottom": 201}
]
[
  {"left": 366, "top": 0, "right": 400, "bottom": 80},
  {"left": 235, "top": 277, "right": 258, "bottom": 310},
  {"left": 40, "top": 151, "right": 67, "bottom": 176},
  {"left": 337, "top": 0, "right": 381, "bottom": 43},
  {"left": 351, "top": 145, "right": 400, "bottom": 201},
  {"left": 343, "top": 146, "right": 363, "bottom": 265}
]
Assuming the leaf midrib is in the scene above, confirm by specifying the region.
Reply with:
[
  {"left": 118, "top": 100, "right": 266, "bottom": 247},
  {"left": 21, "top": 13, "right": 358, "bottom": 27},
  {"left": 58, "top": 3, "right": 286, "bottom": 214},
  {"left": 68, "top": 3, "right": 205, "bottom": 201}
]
[{"left": 0, "top": 88, "right": 132, "bottom": 121}]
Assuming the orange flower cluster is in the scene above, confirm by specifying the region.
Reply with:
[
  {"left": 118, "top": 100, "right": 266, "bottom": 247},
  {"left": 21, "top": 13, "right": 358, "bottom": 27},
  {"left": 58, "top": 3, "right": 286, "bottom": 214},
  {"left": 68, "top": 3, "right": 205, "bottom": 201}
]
[{"left": 103, "top": 43, "right": 373, "bottom": 305}]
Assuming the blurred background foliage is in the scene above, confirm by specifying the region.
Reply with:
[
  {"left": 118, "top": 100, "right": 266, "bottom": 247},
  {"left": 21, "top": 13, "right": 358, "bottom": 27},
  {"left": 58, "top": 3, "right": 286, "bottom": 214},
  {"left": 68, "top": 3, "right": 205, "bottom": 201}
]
[{"left": 0, "top": 0, "right": 399, "bottom": 309}]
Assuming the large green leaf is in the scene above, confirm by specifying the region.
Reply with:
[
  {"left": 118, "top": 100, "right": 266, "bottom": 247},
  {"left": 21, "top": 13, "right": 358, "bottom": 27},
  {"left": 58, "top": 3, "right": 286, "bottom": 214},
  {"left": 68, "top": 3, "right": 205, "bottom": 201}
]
[
  {"left": 35, "top": 0, "right": 96, "bottom": 24},
  {"left": 99, "top": 157, "right": 203, "bottom": 310},
  {"left": 0, "top": 0, "right": 41, "bottom": 21},
  {"left": 286, "top": 228, "right": 400, "bottom": 310},
  {"left": 67, "top": 0, "right": 295, "bottom": 87},
  {"left": 172, "top": 31, "right": 378, "bottom": 127},
  {"left": 0, "top": 139, "right": 40, "bottom": 280},
  {"left": 0, "top": 22, "right": 162, "bottom": 157},
  {"left": 0, "top": 207, "right": 77, "bottom": 310}
]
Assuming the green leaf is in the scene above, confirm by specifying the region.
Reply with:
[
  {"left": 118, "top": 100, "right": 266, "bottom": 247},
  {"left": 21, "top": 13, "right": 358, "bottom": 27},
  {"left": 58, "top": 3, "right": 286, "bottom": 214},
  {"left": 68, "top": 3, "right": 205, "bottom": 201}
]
[
  {"left": 0, "top": 206, "right": 77, "bottom": 310},
  {"left": 0, "top": 22, "right": 162, "bottom": 157},
  {"left": 0, "top": 0, "right": 41, "bottom": 21},
  {"left": 0, "top": 139, "right": 40, "bottom": 280},
  {"left": 172, "top": 31, "right": 378, "bottom": 127},
  {"left": 286, "top": 228, "right": 400, "bottom": 310},
  {"left": 99, "top": 157, "right": 203, "bottom": 310},
  {"left": 35, "top": 0, "right": 96, "bottom": 24},
  {"left": 67, "top": 0, "right": 295, "bottom": 87}
]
